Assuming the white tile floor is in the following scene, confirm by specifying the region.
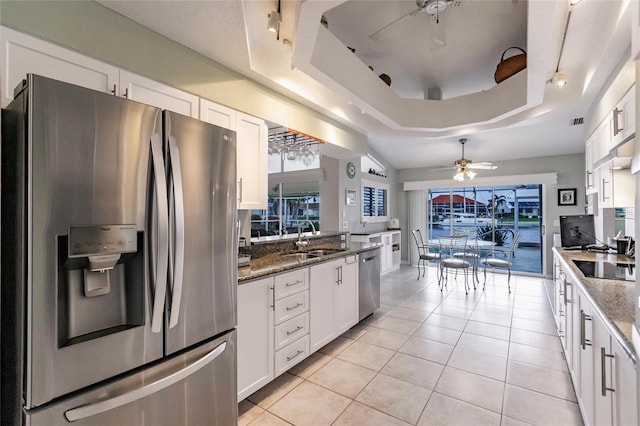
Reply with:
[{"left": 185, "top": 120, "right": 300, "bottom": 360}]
[{"left": 239, "top": 265, "right": 584, "bottom": 426}]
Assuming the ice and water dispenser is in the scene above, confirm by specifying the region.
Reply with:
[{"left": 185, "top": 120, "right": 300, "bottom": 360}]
[{"left": 58, "top": 225, "right": 145, "bottom": 347}]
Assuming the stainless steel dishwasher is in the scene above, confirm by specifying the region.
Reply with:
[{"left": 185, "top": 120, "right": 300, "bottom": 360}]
[{"left": 359, "top": 247, "right": 381, "bottom": 320}]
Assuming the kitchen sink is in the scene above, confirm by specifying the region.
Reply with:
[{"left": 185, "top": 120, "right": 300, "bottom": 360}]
[
  {"left": 279, "top": 252, "right": 317, "bottom": 261},
  {"left": 307, "top": 249, "right": 345, "bottom": 257},
  {"left": 279, "top": 248, "right": 346, "bottom": 261}
]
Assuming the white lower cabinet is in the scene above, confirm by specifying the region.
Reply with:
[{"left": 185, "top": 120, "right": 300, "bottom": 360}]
[
  {"left": 237, "top": 277, "right": 274, "bottom": 401},
  {"left": 237, "top": 268, "right": 310, "bottom": 401},
  {"left": 554, "top": 252, "right": 637, "bottom": 426},
  {"left": 309, "top": 255, "right": 359, "bottom": 352},
  {"left": 591, "top": 310, "right": 638, "bottom": 426},
  {"left": 611, "top": 338, "right": 638, "bottom": 426},
  {"left": 351, "top": 231, "right": 400, "bottom": 274}
]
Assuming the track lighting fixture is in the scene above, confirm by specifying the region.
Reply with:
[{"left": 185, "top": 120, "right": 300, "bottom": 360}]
[
  {"left": 267, "top": 0, "right": 282, "bottom": 38},
  {"left": 551, "top": 72, "right": 568, "bottom": 87},
  {"left": 548, "top": 0, "right": 580, "bottom": 87},
  {"left": 267, "top": 11, "right": 281, "bottom": 33}
]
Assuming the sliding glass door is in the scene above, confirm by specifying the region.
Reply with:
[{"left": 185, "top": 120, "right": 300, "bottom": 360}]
[{"left": 426, "top": 184, "right": 542, "bottom": 274}]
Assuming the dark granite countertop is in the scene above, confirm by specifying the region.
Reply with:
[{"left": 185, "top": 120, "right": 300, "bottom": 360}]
[
  {"left": 553, "top": 247, "right": 636, "bottom": 363},
  {"left": 238, "top": 242, "right": 382, "bottom": 284}
]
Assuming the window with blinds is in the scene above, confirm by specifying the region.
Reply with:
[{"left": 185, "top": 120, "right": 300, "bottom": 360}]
[{"left": 361, "top": 179, "right": 389, "bottom": 222}]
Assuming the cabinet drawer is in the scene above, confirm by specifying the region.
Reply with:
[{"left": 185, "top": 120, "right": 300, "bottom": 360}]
[
  {"left": 275, "top": 334, "right": 309, "bottom": 376},
  {"left": 274, "top": 269, "right": 308, "bottom": 299},
  {"left": 275, "top": 312, "right": 309, "bottom": 351},
  {"left": 274, "top": 291, "right": 309, "bottom": 325}
]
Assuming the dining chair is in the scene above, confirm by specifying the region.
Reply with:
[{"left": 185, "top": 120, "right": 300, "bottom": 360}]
[
  {"left": 411, "top": 229, "right": 441, "bottom": 281},
  {"left": 452, "top": 229, "right": 481, "bottom": 286},
  {"left": 438, "top": 234, "right": 473, "bottom": 293},
  {"left": 481, "top": 231, "right": 520, "bottom": 293}
]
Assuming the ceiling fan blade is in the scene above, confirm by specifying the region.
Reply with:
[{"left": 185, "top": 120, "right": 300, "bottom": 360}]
[
  {"left": 467, "top": 163, "right": 497, "bottom": 170},
  {"left": 369, "top": 6, "right": 424, "bottom": 41},
  {"left": 430, "top": 166, "right": 457, "bottom": 171}
]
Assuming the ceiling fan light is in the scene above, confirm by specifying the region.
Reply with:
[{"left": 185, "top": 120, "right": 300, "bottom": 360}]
[
  {"left": 267, "top": 11, "right": 281, "bottom": 33},
  {"left": 551, "top": 72, "right": 567, "bottom": 87},
  {"left": 466, "top": 170, "right": 477, "bottom": 179},
  {"left": 453, "top": 171, "right": 464, "bottom": 181}
]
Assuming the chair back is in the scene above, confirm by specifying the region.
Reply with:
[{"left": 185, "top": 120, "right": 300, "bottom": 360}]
[
  {"left": 453, "top": 228, "right": 479, "bottom": 252},
  {"left": 505, "top": 232, "right": 520, "bottom": 261},
  {"left": 411, "top": 229, "right": 426, "bottom": 256},
  {"left": 412, "top": 229, "right": 426, "bottom": 246},
  {"left": 438, "top": 234, "right": 468, "bottom": 259}
]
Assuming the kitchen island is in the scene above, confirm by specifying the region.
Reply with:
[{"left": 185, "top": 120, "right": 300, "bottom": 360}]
[{"left": 552, "top": 248, "right": 637, "bottom": 426}]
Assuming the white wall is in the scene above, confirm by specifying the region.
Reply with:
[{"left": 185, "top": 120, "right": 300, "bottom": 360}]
[{"left": 337, "top": 147, "right": 399, "bottom": 237}]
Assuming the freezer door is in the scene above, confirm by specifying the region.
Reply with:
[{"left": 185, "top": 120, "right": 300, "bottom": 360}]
[
  {"left": 11, "top": 75, "right": 164, "bottom": 408},
  {"left": 25, "top": 330, "right": 237, "bottom": 426},
  {"left": 164, "top": 112, "right": 237, "bottom": 355}
]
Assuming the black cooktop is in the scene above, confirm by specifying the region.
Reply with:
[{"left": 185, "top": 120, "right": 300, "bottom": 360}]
[{"left": 572, "top": 259, "right": 636, "bottom": 282}]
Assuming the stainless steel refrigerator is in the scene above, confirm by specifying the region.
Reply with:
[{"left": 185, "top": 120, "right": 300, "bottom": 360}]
[{"left": 1, "top": 74, "right": 238, "bottom": 425}]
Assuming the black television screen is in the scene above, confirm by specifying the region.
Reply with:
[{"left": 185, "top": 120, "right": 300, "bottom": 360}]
[{"left": 559, "top": 215, "right": 596, "bottom": 248}]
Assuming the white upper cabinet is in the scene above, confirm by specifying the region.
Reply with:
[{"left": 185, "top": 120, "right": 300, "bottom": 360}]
[
  {"left": 3, "top": 26, "right": 270, "bottom": 210},
  {"left": 1, "top": 26, "right": 199, "bottom": 118},
  {"left": 199, "top": 98, "right": 237, "bottom": 131},
  {"left": 1, "top": 26, "right": 119, "bottom": 107},
  {"left": 199, "top": 103, "right": 268, "bottom": 210},
  {"left": 585, "top": 137, "right": 596, "bottom": 195},
  {"left": 119, "top": 70, "right": 198, "bottom": 118},
  {"left": 610, "top": 86, "right": 635, "bottom": 147},
  {"left": 236, "top": 112, "right": 268, "bottom": 210}
]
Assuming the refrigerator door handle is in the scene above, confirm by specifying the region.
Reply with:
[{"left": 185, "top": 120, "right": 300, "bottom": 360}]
[
  {"left": 167, "top": 135, "right": 185, "bottom": 329},
  {"left": 150, "top": 133, "right": 170, "bottom": 333},
  {"left": 64, "top": 341, "right": 228, "bottom": 422}
]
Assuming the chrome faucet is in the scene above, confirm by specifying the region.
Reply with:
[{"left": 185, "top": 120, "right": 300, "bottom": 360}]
[{"left": 296, "top": 220, "right": 317, "bottom": 248}]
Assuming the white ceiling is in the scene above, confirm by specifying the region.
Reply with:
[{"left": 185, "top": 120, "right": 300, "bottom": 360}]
[
  {"left": 98, "top": 0, "right": 632, "bottom": 170},
  {"left": 323, "top": 0, "right": 528, "bottom": 100}
]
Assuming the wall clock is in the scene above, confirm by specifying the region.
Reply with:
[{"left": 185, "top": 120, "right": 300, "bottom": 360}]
[{"left": 346, "top": 161, "right": 356, "bottom": 178}]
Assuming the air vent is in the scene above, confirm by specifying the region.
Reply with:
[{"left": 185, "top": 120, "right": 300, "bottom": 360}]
[{"left": 570, "top": 117, "right": 584, "bottom": 126}]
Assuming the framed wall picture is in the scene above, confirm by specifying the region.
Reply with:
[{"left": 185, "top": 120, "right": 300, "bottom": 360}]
[
  {"left": 558, "top": 188, "right": 577, "bottom": 206},
  {"left": 345, "top": 188, "right": 357, "bottom": 206}
]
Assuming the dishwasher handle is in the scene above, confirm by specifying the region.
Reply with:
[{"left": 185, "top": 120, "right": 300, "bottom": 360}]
[{"left": 362, "top": 256, "right": 378, "bottom": 263}]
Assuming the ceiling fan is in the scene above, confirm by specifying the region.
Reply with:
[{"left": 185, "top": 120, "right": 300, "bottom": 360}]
[
  {"left": 368, "top": 0, "right": 458, "bottom": 49},
  {"left": 435, "top": 138, "right": 497, "bottom": 181}
]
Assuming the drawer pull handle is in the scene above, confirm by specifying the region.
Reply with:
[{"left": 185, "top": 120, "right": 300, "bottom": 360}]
[
  {"left": 286, "top": 326, "right": 304, "bottom": 335},
  {"left": 286, "top": 302, "right": 303, "bottom": 311},
  {"left": 580, "top": 310, "right": 592, "bottom": 350},
  {"left": 600, "top": 347, "right": 615, "bottom": 396},
  {"left": 287, "top": 350, "right": 304, "bottom": 362},
  {"left": 286, "top": 280, "right": 303, "bottom": 287}
]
